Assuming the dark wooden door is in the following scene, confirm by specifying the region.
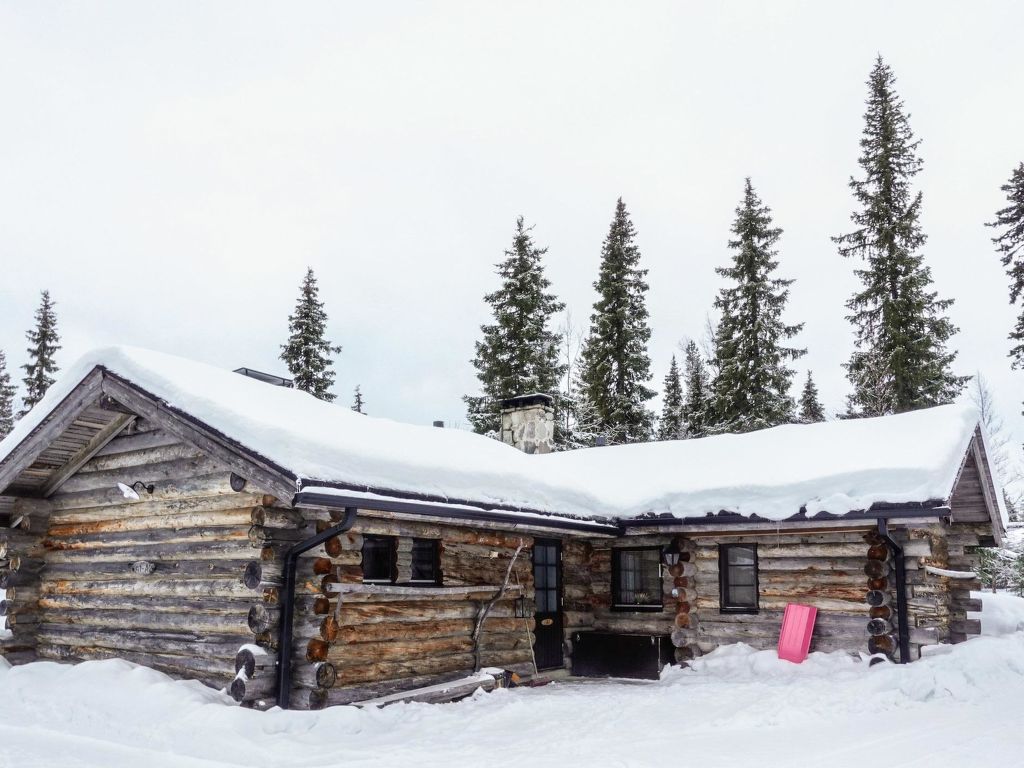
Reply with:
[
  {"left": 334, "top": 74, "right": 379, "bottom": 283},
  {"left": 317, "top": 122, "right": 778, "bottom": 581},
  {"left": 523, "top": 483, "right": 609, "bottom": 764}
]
[{"left": 532, "top": 538, "right": 563, "bottom": 670}]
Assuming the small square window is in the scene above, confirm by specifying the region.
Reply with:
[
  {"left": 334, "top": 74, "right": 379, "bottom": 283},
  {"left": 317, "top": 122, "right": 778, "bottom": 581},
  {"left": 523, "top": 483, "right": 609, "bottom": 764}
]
[
  {"left": 362, "top": 535, "right": 395, "bottom": 583},
  {"left": 719, "top": 544, "right": 758, "bottom": 613},
  {"left": 612, "top": 548, "right": 663, "bottom": 611},
  {"left": 410, "top": 538, "right": 441, "bottom": 585}
]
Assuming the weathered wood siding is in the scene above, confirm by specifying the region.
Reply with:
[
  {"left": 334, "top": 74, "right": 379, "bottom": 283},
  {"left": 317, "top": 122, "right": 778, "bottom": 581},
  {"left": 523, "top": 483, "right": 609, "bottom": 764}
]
[
  {"left": 589, "top": 535, "right": 679, "bottom": 637},
  {"left": 898, "top": 522, "right": 984, "bottom": 656},
  {"left": 2, "top": 421, "right": 273, "bottom": 689},
  {"left": 950, "top": 449, "right": 994, "bottom": 524},
  {"left": 678, "top": 532, "right": 873, "bottom": 659},
  {"left": 287, "top": 512, "right": 538, "bottom": 706},
  {"left": 561, "top": 538, "right": 595, "bottom": 668}
]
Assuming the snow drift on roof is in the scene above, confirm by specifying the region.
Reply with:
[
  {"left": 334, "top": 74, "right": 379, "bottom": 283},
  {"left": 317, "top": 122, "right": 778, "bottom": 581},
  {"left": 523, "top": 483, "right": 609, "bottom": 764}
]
[{"left": 0, "top": 346, "right": 987, "bottom": 523}]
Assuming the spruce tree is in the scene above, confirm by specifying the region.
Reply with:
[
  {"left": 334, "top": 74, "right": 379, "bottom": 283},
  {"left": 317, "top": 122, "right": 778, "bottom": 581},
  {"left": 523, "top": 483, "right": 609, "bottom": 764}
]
[
  {"left": 352, "top": 385, "right": 365, "bottom": 414},
  {"left": 834, "top": 57, "right": 966, "bottom": 415},
  {"left": 464, "top": 217, "right": 565, "bottom": 435},
  {"left": 579, "top": 198, "right": 655, "bottom": 443},
  {"left": 798, "top": 371, "right": 826, "bottom": 423},
  {"left": 987, "top": 161, "right": 1024, "bottom": 373},
  {"left": 280, "top": 268, "right": 342, "bottom": 402},
  {"left": 709, "top": 179, "right": 804, "bottom": 433},
  {"left": 0, "top": 350, "right": 16, "bottom": 439},
  {"left": 21, "top": 290, "right": 61, "bottom": 416},
  {"left": 657, "top": 355, "right": 685, "bottom": 440},
  {"left": 681, "top": 340, "right": 711, "bottom": 438}
]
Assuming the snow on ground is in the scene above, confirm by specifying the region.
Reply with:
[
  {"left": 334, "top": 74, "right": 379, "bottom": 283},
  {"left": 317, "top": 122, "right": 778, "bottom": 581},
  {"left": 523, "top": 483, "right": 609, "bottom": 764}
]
[
  {"left": 3, "top": 592, "right": 1024, "bottom": 768},
  {"left": 971, "top": 589, "right": 1024, "bottom": 635}
]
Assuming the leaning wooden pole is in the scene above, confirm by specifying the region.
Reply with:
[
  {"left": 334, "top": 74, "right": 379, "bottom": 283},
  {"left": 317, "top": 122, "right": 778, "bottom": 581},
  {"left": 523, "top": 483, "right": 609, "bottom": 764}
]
[{"left": 471, "top": 539, "right": 525, "bottom": 672}]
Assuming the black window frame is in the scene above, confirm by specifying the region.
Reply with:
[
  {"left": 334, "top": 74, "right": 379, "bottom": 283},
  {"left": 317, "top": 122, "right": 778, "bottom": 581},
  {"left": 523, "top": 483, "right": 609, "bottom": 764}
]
[
  {"left": 719, "top": 543, "right": 759, "bottom": 614},
  {"left": 611, "top": 547, "right": 664, "bottom": 613},
  {"left": 410, "top": 538, "right": 442, "bottom": 586},
  {"left": 362, "top": 535, "right": 396, "bottom": 584},
  {"left": 533, "top": 538, "right": 563, "bottom": 616}
]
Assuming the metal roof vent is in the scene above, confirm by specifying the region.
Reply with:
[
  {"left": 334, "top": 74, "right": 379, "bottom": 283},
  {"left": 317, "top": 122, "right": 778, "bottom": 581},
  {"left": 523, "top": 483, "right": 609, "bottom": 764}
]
[{"left": 233, "top": 367, "right": 294, "bottom": 388}]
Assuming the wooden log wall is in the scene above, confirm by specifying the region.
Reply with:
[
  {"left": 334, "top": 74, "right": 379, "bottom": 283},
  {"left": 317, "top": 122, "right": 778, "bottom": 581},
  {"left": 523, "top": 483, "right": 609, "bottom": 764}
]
[
  {"left": 561, "top": 539, "right": 594, "bottom": 669},
  {"left": 897, "top": 522, "right": 984, "bottom": 658},
  {"left": 292, "top": 511, "right": 539, "bottom": 707},
  {"left": 11, "top": 421, "right": 279, "bottom": 697},
  {"left": 589, "top": 535, "right": 679, "bottom": 636},
  {"left": 863, "top": 530, "right": 899, "bottom": 660},
  {"left": 675, "top": 531, "right": 875, "bottom": 658},
  {"left": 0, "top": 497, "right": 50, "bottom": 664}
]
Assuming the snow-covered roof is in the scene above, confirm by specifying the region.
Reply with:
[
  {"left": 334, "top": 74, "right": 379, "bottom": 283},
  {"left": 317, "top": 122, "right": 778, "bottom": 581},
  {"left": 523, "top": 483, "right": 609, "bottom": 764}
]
[{"left": 0, "top": 346, "right": 993, "bottom": 525}]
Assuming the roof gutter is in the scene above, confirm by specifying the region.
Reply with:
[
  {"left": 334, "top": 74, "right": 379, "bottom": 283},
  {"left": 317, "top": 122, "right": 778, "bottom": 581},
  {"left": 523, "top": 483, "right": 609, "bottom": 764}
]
[
  {"left": 293, "top": 490, "right": 619, "bottom": 535},
  {"left": 620, "top": 505, "right": 950, "bottom": 530},
  {"left": 276, "top": 506, "right": 358, "bottom": 709},
  {"left": 876, "top": 518, "right": 911, "bottom": 664}
]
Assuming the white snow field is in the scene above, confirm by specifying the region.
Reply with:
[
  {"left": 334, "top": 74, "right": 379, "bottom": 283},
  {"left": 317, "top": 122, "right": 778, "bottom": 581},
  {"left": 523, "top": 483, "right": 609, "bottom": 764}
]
[{"left": 2, "top": 593, "right": 1024, "bottom": 768}]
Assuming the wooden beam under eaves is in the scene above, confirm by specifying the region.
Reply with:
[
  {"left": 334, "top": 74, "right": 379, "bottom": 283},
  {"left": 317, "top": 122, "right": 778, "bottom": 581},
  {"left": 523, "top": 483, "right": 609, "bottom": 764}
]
[
  {"left": 0, "top": 369, "right": 105, "bottom": 495},
  {"left": 41, "top": 413, "right": 136, "bottom": 497}
]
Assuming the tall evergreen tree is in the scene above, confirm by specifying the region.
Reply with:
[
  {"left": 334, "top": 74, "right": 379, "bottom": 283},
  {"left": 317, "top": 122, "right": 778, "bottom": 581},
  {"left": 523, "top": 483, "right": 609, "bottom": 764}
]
[
  {"left": 280, "top": 268, "right": 342, "bottom": 402},
  {"left": 657, "top": 355, "right": 684, "bottom": 440},
  {"left": 834, "top": 57, "right": 966, "bottom": 415},
  {"left": 709, "top": 179, "right": 804, "bottom": 433},
  {"left": 20, "top": 290, "right": 60, "bottom": 416},
  {"left": 987, "top": 161, "right": 1024, "bottom": 374},
  {"left": 579, "top": 198, "right": 655, "bottom": 443},
  {"left": 0, "top": 350, "right": 16, "bottom": 439},
  {"left": 798, "top": 370, "right": 826, "bottom": 423},
  {"left": 464, "top": 217, "right": 565, "bottom": 435},
  {"left": 351, "top": 385, "right": 365, "bottom": 414},
  {"left": 681, "top": 340, "right": 711, "bottom": 438}
]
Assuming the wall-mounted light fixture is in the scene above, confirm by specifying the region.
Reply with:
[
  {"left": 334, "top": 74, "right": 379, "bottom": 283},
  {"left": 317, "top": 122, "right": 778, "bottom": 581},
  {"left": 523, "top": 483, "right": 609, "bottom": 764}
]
[
  {"left": 117, "top": 481, "right": 155, "bottom": 500},
  {"left": 662, "top": 539, "right": 681, "bottom": 567}
]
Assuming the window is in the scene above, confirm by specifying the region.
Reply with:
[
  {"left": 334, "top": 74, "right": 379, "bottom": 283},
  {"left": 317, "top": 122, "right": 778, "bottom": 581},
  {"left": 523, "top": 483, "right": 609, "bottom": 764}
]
[
  {"left": 362, "top": 535, "right": 395, "bottom": 583},
  {"left": 612, "top": 548, "right": 662, "bottom": 611},
  {"left": 533, "top": 540, "right": 561, "bottom": 614},
  {"left": 410, "top": 538, "right": 441, "bottom": 585},
  {"left": 719, "top": 544, "right": 758, "bottom": 613}
]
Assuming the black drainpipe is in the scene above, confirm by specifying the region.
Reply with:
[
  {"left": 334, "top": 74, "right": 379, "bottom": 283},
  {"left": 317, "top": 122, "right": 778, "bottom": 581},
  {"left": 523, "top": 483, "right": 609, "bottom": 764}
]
[
  {"left": 876, "top": 518, "right": 911, "bottom": 664},
  {"left": 276, "top": 505, "right": 358, "bottom": 709}
]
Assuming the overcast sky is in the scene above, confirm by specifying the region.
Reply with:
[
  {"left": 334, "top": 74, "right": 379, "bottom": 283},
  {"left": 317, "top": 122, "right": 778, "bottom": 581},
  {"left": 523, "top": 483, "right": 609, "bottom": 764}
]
[{"left": 1, "top": 2, "right": 1022, "bottom": 476}]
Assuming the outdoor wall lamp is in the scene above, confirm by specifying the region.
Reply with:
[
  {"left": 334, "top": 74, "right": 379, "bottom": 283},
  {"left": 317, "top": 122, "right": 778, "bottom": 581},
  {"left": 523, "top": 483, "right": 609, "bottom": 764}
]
[
  {"left": 117, "top": 480, "right": 155, "bottom": 500},
  {"left": 662, "top": 539, "right": 681, "bottom": 567}
]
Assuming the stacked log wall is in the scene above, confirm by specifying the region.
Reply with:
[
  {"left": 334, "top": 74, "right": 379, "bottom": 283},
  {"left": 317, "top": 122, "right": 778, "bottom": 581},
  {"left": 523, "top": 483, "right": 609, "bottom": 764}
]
[
  {"left": 561, "top": 538, "right": 594, "bottom": 668},
  {"left": 0, "top": 497, "right": 51, "bottom": 664},
  {"left": 590, "top": 535, "right": 679, "bottom": 636},
  {"left": 899, "top": 522, "right": 984, "bottom": 658},
  {"left": 20, "top": 423, "right": 276, "bottom": 692},
  {"left": 294, "top": 513, "right": 538, "bottom": 706},
  {"left": 677, "top": 531, "right": 874, "bottom": 658}
]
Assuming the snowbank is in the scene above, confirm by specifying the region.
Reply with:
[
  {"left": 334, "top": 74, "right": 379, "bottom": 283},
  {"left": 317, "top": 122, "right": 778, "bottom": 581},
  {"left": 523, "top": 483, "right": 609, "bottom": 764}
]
[
  {"left": 0, "top": 346, "right": 984, "bottom": 522},
  {"left": 971, "top": 590, "right": 1024, "bottom": 636},
  {"left": 4, "top": 631, "right": 1024, "bottom": 767}
]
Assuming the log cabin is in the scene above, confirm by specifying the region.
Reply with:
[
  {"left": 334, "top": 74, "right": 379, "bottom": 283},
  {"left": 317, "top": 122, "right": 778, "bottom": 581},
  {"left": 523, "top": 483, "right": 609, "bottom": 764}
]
[{"left": 0, "top": 347, "right": 1006, "bottom": 709}]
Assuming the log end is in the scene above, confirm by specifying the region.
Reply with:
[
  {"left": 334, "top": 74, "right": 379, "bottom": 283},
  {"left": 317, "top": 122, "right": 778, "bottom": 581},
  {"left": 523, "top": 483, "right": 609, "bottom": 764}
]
[
  {"left": 243, "top": 562, "right": 263, "bottom": 591},
  {"left": 307, "top": 639, "right": 329, "bottom": 663}
]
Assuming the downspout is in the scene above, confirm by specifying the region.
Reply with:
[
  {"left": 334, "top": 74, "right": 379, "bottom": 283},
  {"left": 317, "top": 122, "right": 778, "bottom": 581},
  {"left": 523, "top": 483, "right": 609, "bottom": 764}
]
[
  {"left": 876, "top": 519, "right": 911, "bottom": 664},
  {"left": 276, "top": 505, "right": 358, "bottom": 709}
]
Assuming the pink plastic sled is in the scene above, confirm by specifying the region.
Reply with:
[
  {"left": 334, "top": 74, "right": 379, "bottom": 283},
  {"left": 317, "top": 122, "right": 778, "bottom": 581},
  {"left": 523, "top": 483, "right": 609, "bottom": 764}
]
[{"left": 777, "top": 603, "right": 817, "bottom": 663}]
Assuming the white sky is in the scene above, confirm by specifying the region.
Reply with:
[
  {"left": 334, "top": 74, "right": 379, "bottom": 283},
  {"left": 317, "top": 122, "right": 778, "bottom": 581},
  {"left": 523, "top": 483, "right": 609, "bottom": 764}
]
[{"left": 1, "top": 2, "right": 1022, "bottom": 479}]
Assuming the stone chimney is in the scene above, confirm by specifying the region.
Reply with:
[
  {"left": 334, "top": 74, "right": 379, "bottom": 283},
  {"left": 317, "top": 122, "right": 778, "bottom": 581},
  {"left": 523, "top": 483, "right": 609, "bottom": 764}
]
[{"left": 500, "top": 394, "right": 555, "bottom": 454}]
